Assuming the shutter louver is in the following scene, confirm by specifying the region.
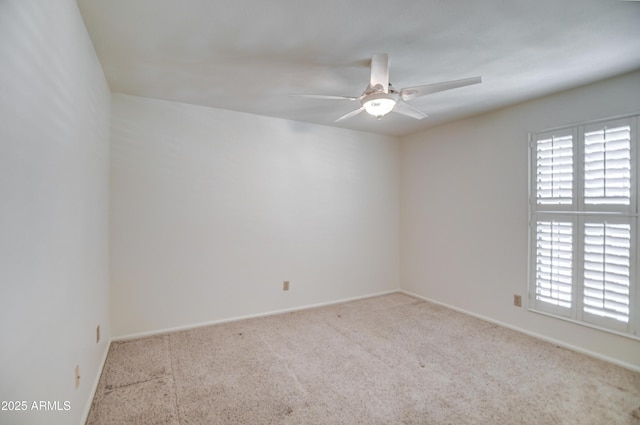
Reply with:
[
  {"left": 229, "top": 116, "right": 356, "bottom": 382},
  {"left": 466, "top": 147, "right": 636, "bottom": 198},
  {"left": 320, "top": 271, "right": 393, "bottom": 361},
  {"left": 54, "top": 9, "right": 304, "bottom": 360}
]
[
  {"left": 536, "top": 134, "right": 573, "bottom": 205},
  {"left": 583, "top": 222, "right": 631, "bottom": 323},
  {"left": 535, "top": 221, "right": 573, "bottom": 308},
  {"left": 584, "top": 126, "right": 631, "bottom": 205}
]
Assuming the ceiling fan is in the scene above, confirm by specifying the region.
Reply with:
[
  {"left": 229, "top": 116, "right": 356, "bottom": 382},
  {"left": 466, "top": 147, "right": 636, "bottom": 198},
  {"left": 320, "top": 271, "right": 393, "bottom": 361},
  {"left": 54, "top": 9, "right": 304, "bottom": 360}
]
[{"left": 295, "top": 53, "right": 481, "bottom": 122}]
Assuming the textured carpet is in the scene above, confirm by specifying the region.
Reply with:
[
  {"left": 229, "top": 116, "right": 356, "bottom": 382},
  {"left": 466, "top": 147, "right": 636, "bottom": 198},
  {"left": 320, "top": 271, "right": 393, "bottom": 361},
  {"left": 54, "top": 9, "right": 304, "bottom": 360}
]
[{"left": 86, "top": 293, "right": 640, "bottom": 424}]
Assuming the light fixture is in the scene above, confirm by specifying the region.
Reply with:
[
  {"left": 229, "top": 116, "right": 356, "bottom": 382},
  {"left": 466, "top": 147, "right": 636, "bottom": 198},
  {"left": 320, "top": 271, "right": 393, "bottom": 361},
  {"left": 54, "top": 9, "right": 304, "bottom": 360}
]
[{"left": 361, "top": 92, "right": 397, "bottom": 118}]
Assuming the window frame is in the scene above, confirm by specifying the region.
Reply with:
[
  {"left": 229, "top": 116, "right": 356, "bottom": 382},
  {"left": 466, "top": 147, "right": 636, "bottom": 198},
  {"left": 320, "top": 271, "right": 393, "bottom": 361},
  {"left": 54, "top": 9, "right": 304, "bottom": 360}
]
[{"left": 528, "top": 113, "right": 640, "bottom": 340}]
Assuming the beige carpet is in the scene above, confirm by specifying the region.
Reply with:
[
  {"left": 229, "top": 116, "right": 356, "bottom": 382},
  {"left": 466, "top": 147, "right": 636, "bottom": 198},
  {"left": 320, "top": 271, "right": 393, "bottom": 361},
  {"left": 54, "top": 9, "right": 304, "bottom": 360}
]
[{"left": 86, "top": 293, "right": 640, "bottom": 424}]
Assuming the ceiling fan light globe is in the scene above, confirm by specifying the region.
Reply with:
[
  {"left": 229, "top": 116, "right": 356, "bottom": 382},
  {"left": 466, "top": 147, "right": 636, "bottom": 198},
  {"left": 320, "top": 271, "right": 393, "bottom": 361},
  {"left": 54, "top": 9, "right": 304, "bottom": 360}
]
[{"left": 362, "top": 95, "right": 396, "bottom": 118}]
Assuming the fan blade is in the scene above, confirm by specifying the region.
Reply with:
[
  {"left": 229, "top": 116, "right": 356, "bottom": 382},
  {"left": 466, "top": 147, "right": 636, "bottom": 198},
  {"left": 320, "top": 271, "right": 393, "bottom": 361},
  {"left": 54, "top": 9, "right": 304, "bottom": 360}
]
[
  {"left": 291, "top": 94, "right": 358, "bottom": 101},
  {"left": 370, "top": 53, "right": 389, "bottom": 93},
  {"left": 400, "top": 76, "right": 481, "bottom": 101},
  {"left": 335, "top": 107, "right": 365, "bottom": 122},
  {"left": 392, "top": 100, "right": 428, "bottom": 120}
]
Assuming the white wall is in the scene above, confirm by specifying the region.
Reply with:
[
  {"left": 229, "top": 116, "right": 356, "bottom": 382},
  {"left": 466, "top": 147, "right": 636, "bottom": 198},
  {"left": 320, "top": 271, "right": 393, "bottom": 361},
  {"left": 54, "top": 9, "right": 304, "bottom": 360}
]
[
  {"left": 0, "top": 1, "right": 111, "bottom": 424},
  {"left": 110, "top": 94, "right": 400, "bottom": 337},
  {"left": 400, "top": 71, "right": 640, "bottom": 370}
]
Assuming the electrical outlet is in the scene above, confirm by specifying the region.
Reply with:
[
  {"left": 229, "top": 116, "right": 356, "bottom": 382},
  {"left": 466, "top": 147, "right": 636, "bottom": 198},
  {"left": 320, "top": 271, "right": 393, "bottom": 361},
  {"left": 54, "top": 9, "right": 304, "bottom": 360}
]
[
  {"left": 96, "top": 325, "right": 100, "bottom": 343},
  {"left": 75, "top": 365, "right": 80, "bottom": 389},
  {"left": 283, "top": 281, "right": 289, "bottom": 291},
  {"left": 514, "top": 294, "right": 522, "bottom": 307}
]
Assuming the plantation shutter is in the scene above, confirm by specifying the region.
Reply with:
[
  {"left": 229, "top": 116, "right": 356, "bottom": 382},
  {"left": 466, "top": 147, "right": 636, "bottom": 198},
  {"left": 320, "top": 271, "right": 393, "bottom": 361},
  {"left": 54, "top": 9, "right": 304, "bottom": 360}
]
[
  {"left": 535, "top": 132, "right": 574, "bottom": 206},
  {"left": 583, "top": 221, "right": 631, "bottom": 323},
  {"left": 530, "top": 115, "right": 637, "bottom": 336},
  {"left": 584, "top": 125, "right": 631, "bottom": 206},
  {"left": 534, "top": 220, "right": 573, "bottom": 310}
]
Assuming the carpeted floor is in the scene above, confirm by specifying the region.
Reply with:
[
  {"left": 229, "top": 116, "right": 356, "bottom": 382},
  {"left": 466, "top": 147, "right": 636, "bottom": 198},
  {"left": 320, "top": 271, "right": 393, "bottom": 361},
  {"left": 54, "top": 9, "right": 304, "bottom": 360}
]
[{"left": 86, "top": 293, "right": 640, "bottom": 424}]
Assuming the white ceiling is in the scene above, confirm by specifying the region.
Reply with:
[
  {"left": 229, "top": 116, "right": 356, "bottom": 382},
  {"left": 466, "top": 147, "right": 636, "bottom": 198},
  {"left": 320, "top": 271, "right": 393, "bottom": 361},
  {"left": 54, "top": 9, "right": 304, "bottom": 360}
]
[{"left": 77, "top": 0, "right": 640, "bottom": 137}]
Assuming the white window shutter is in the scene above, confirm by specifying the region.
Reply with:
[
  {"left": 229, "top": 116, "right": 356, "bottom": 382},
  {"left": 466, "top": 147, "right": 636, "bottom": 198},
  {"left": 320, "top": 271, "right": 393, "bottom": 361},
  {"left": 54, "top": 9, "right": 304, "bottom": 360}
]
[
  {"left": 530, "top": 115, "right": 637, "bottom": 337},
  {"left": 536, "top": 133, "right": 573, "bottom": 205},
  {"left": 535, "top": 220, "right": 573, "bottom": 309},
  {"left": 584, "top": 125, "right": 631, "bottom": 206},
  {"left": 583, "top": 221, "right": 631, "bottom": 323}
]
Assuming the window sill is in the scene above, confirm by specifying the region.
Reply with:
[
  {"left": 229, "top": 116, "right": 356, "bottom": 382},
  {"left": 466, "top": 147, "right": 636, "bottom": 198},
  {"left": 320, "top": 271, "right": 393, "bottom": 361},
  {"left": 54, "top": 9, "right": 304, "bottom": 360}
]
[{"left": 528, "top": 307, "right": 640, "bottom": 342}]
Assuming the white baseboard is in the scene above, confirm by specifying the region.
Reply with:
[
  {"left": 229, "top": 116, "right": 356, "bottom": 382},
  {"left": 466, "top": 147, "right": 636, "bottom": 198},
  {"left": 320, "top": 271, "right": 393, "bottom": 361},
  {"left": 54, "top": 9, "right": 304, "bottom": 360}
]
[
  {"left": 112, "top": 289, "right": 399, "bottom": 342},
  {"left": 399, "top": 289, "right": 640, "bottom": 374},
  {"left": 80, "top": 339, "right": 111, "bottom": 425}
]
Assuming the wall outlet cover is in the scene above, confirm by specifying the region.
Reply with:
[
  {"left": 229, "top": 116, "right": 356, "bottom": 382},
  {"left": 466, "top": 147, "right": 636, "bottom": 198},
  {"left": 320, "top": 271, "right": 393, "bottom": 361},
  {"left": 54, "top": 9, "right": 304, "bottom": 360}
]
[
  {"left": 514, "top": 294, "right": 522, "bottom": 307},
  {"left": 75, "top": 365, "right": 80, "bottom": 389}
]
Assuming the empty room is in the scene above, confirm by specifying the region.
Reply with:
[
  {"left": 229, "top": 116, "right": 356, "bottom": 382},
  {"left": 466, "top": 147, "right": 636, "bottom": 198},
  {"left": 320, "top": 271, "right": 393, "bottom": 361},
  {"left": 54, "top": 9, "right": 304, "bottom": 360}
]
[{"left": 2, "top": 0, "right": 640, "bottom": 424}]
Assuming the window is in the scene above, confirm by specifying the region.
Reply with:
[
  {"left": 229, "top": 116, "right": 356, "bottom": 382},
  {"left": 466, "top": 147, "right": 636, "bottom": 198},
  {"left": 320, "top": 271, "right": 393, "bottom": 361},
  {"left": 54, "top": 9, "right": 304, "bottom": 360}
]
[{"left": 529, "top": 115, "right": 639, "bottom": 337}]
